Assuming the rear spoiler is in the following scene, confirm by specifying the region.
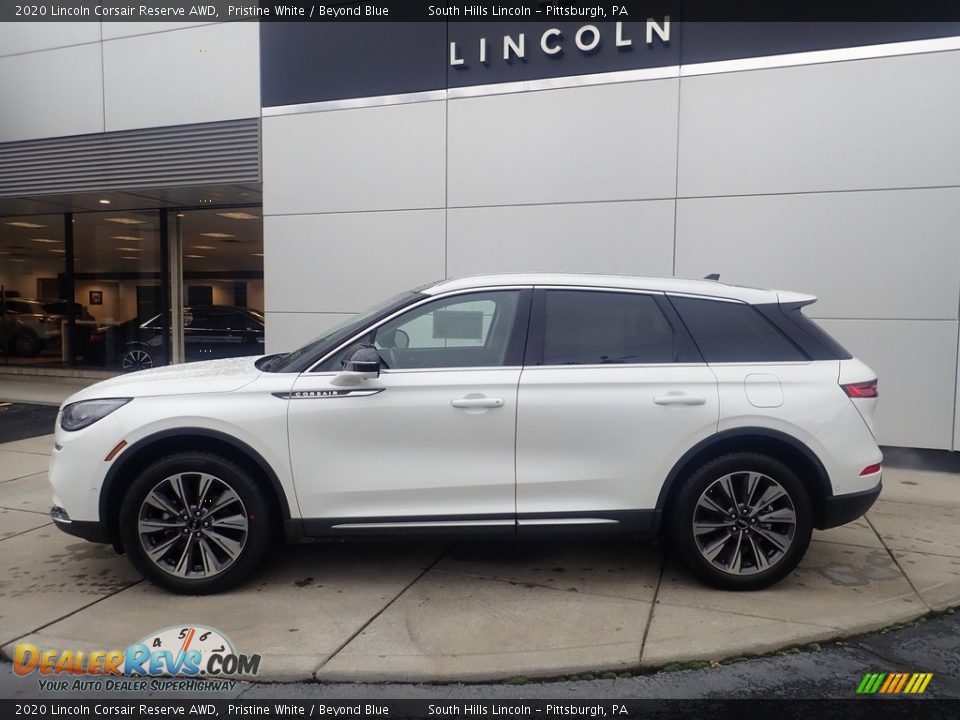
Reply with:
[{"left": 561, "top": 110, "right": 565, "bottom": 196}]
[{"left": 776, "top": 291, "right": 817, "bottom": 306}]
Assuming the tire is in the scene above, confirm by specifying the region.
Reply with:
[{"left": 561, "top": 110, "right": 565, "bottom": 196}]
[
  {"left": 121, "top": 345, "right": 154, "bottom": 371},
  {"left": 14, "top": 329, "right": 41, "bottom": 357},
  {"left": 119, "top": 451, "right": 273, "bottom": 594},
  {"left": 669, "top": 452, "right": 813, "bottom": 591}
]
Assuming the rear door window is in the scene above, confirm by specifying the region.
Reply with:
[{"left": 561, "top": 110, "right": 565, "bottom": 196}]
[{"left": 539, "top": 290, "right": 676, "bottom": 365}]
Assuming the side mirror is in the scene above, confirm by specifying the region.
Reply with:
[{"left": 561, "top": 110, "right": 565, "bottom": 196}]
[{"left": 332, "top": 344, "right": 381, "bottom": 386}]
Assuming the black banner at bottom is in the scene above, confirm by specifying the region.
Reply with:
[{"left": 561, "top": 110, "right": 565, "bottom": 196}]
[{"left": 2, "top": 699, "right": 958, "bottom": 720}]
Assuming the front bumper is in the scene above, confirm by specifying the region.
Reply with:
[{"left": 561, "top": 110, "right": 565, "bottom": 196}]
[
  {"left": 50, "top": 506, "right": 110, "bottom": 544},
  {"left": 816, "top": 481, "right": 882, "bottom": 530}
]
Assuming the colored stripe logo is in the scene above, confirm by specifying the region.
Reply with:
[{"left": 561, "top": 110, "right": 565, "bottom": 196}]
[{"left": 857, "top": 672, "right": 933, "bottom": 694}]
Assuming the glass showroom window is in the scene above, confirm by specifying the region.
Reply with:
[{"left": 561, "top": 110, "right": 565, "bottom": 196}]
[
  {"left": 74, "top": 210, "right": 165, "bottom": 370},
  {"left": 176, "top": 207, "right": 264, "bottom": 363},
  {"left": 0, "top": 214, "right": 67, "bottom": 365}
]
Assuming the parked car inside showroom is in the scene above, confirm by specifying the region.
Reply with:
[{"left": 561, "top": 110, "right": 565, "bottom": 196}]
[
  {"left": 0, "top": 297, "right": 94, "bottom": 357},
  {"left": 48, "top": 274, "right": 882, "bottom": 594},
  {"left": 85, "top": 305, "right": 265, "bottom": 370}
]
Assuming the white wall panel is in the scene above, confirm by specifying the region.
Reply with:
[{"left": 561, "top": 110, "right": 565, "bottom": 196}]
[
  {"left": 0, "top": 22, "right": 100, "bottom": 57},
  {"left": 955, "top": 342, "right": 960, "bottom": 452},
  {"left": 678, "top": 50, "right": 960, "bottom": 197},
  {"left": 0, "top": 44, "right": 103, "bottom": 142},
  {"left": 102, "top": 23, "right": 259, "bottom": 131},
  {"left": 816, "top": 319, "right": 958, "bottom": 450},
  {"left": 265, "top": 312, "right": 355, "bottom": 355},
  {"left": 263, "top": 101, "right": 446, "bottom": 215},
  {"left": 675, "top": 189, "right": 960, "bottom": 321},
  {"left": 447, "top": 200, "right": 675, "bottom": 277},
  {"left": 448, "top": 80, "right": 679, "bottom": 207},
  {"left": 101, "top": 22, "right": 217, "bottom": 40},
  {"left": 264, "top": 210, "right": 445, "bottom": 314}
]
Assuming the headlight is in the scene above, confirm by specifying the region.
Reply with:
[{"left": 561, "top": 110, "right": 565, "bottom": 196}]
[{"left": 60, "top": 398, "right": 131, "bottom": 432}]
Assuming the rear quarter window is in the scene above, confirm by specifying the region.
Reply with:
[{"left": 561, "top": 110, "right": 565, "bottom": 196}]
[
  {"left": 777, "top": 303, "right": 852, "bottom": 360},
  {"left": 669, "top": 296, "right": 806, "bottom": 363}
]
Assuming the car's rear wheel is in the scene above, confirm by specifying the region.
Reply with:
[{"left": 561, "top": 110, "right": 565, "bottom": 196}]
[
  {"left": 119, "top": 451, "right": 272, "bottom": 594},
  {"left": 14, "top": 329, "right": 41, "bottom": 357},
  {"left": 670, "top": 452, "right": 813, "bottom": 590},
  {"left": 121, "top": 345, "right": 154, "bottom": 371}
]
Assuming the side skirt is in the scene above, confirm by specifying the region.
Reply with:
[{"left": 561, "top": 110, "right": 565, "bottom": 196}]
[{"left": 290, "top": 510, "right": 657, "bottom": 540}]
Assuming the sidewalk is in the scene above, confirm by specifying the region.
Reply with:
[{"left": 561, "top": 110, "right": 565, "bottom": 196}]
[
  {"left": 0, "top": 435, "right": 957, "bottom": 683},
  {"left": 0, "top": 375, "right": 98, "bottom": 406}
]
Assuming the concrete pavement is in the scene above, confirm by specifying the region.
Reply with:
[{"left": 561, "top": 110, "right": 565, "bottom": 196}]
[
  {"left": 0, "top": 434, "right": 958, "bottom": 683},
  {"left": 0, "top": 374, "right": 100, "bottom": 407},
  {"left": 2, "top": 610, "right": 959, "bottom": 698}
]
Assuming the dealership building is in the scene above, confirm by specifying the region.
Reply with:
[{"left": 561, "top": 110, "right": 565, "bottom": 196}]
[{"left": 1, "top": 19, "right": 960, "bottom": 451}]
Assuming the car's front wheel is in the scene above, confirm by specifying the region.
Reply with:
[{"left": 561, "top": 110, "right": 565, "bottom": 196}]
[
  {"left": 119, "top": 451, "right": 272, "bottom": 594},
  {"left": 670, "top": 452, "right": 813, "bottom": 590}
]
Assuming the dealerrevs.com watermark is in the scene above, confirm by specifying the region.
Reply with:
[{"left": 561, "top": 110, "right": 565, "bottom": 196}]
[{"left": 12, "top": 624, "right": 258, "bottom": 693}]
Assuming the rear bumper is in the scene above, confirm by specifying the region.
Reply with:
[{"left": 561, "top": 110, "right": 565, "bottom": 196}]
[
  {"left": 816, "top": 481, "right": 882, "bottom": 530},
  {"left": 50, "top": 506, "right": 110, "bottom": 544}
]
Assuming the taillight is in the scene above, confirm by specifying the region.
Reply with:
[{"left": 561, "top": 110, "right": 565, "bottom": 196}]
[
  {"left": 860, "top": 463, "right": 882, "bottom": 476},
  {"left": 842, "top": 380, "right": 878, "bottom": 398}
]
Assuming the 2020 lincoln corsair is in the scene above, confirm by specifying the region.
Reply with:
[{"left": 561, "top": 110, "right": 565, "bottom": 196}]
[{"left": 48, "top": 274, "right": 882, "bottom": 594}]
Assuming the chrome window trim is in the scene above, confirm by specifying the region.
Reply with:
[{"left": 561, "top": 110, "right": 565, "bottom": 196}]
[
  {"left": 665, "top": 292, "right": 745, "bottom": 304},
  {"left": 702, "top": 361, "right": 813, "bottom": 367},
  {"left": 535, "top": 284, "right": 663, "bottom": 296},
  {"left": 521, "top": 363, "right": 708, "bottom": 371}
]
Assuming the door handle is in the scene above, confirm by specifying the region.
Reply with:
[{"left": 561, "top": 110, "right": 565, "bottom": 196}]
[
  {"left": 451, "top": 397, "right": 504, "bottom": 409},
  {"left": 653, "top": 394, "right": 707, "bottom": 406}
]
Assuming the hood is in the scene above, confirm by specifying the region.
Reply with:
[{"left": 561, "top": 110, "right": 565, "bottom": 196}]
[{"left": 65, "top": 356, "right": 264, "bottom": 405}]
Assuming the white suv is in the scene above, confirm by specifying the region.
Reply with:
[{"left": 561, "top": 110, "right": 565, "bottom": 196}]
[{"left": 49, "top": 274, "right": 882, "bottom": 594}]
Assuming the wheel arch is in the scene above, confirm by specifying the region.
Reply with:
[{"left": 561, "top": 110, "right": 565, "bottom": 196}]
[
  {"left": 654, "top": 427, "right": 832, "bottom": 535},
  {"left": 100, "top": 428, "right": 291, "bottom": 552}
]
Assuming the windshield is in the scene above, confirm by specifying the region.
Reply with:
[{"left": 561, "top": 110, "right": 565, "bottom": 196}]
[{"left": 263, "top": 291, "right": 423, "bottom": 373}]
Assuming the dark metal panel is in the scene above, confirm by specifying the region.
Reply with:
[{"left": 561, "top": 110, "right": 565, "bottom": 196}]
[
  {"left": 259, "top": 22, "right": 447, "bottom": 106},
  {"left": 679, "top": 21, "right": 960, "bottom": 65},
  {"left": 259, "top": 21, "right": 960, "bottom": 105}
]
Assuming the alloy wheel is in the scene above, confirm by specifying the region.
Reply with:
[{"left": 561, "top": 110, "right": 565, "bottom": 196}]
[
  {"left": 122, "top": 349, "right": 153, "bottom": 370},
  {"left": 137, "top": 472, "right": 249, "bottom": 579},
  {"left": 692, "top": 471, "right": 797, "bottom": 575}
]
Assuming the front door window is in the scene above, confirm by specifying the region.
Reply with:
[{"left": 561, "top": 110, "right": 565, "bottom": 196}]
[{"left": 321, "top": 290, "right": 523, "bottom": 372}]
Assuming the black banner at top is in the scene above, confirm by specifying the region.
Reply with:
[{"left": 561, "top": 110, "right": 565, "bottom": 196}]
[{"left": 5, "top": 1, "right": 960, "bottom": 22}]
